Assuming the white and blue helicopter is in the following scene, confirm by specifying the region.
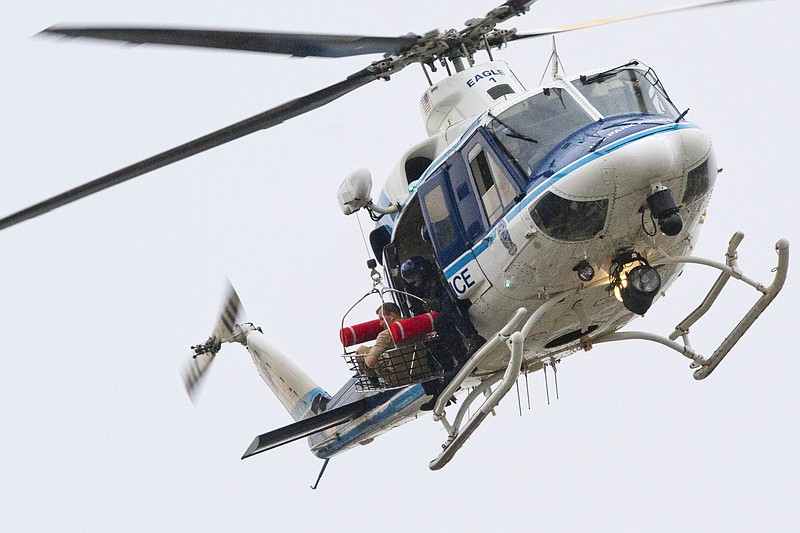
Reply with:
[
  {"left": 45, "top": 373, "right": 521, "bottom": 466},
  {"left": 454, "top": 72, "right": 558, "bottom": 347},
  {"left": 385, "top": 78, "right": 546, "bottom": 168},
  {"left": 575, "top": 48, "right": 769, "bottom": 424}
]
[{"left": 0, "top": 0, "right": 788, "bottom": 480}]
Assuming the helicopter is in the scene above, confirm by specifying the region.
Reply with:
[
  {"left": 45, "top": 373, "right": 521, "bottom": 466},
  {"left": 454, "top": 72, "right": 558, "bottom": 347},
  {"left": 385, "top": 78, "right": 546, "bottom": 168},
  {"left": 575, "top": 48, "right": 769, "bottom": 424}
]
[{"left": 1, "top": 0, "right": 788, "bottom": 481}]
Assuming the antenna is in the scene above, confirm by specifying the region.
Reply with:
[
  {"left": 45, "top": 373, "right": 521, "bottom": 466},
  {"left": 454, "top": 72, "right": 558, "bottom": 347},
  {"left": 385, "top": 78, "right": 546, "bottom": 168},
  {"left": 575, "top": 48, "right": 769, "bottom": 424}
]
[
  {"left": 551, "top": 37, "right": 560, "bottom": 79},
  {"left": 538, "top": 36, "right": 562, "bottom": 86}
]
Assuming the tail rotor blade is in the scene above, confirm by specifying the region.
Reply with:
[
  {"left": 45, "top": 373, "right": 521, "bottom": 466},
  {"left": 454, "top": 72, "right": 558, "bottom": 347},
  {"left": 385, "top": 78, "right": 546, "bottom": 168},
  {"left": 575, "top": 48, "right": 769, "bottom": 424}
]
[
  {"left": 212, "top": 281, "right": 243, "bottom": 341},
  {"left": 182, "top": 349, "right": 216, "bottom": 401},
  {"left": 182, "top": 281, "right": 245, "bottom": 401}
]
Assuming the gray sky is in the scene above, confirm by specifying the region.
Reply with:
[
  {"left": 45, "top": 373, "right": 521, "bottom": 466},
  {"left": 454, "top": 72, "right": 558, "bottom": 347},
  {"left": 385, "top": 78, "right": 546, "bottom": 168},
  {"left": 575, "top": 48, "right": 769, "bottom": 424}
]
[{"left": 2, "top": 1, "right": 798, "bottom": 531}]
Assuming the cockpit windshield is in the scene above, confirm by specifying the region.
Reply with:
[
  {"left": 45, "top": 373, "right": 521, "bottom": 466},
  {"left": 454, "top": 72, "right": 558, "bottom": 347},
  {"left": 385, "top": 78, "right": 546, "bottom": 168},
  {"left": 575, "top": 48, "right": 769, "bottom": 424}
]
[
  {"left": 487, "top": 88, "right": 593, "bottom": 182},
  {"left": 574, "top": 67, "right": 679, "bottom": 120}
]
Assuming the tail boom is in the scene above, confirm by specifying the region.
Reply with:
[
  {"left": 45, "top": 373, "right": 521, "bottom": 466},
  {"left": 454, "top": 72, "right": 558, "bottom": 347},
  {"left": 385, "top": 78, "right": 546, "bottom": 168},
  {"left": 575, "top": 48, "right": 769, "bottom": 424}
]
[{"left": 244, "top": 328, "right": 330, "bottom": 421}]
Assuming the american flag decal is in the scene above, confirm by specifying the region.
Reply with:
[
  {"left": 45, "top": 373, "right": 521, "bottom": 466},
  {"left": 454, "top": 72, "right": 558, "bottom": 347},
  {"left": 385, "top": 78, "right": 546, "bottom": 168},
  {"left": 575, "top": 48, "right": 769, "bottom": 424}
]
[{"left": 420, "top": 93, "right": 432, "bottom": 114}]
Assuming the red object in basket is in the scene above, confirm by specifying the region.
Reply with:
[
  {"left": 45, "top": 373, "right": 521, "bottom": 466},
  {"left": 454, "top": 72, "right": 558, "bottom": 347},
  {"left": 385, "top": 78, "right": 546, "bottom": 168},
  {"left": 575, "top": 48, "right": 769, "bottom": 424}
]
[
  {"left": 389, "top": 312, "right": 438, "bottom": 342},
  {"left": 339, "top": 319, "right": 384, "bottom": 347}
]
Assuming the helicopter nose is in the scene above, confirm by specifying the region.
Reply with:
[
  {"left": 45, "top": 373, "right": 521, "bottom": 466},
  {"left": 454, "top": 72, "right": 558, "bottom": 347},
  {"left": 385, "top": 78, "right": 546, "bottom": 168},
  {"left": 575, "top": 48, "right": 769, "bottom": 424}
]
[
  {"left": 552, "top": 125, "right": 711, "bottom": 200},
  {"left": 633, "top": 126, "right": 713, "bottom": 192},
  {"left": 607, "top": 128, "right": 686, "bottom": 196}
]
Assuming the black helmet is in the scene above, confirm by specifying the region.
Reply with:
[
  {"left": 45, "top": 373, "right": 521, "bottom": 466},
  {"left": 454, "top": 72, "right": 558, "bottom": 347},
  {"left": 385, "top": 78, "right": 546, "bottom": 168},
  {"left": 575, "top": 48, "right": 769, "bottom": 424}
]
[{"left": 401, "top": 256, "right": 433, "bottom": 282}]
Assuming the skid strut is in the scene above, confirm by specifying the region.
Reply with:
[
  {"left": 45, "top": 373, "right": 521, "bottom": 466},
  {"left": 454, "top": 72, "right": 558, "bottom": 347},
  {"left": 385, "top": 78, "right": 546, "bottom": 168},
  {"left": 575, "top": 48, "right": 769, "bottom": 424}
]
[{"left": 429, "top": 298, "right": 561, "bottom": 470}]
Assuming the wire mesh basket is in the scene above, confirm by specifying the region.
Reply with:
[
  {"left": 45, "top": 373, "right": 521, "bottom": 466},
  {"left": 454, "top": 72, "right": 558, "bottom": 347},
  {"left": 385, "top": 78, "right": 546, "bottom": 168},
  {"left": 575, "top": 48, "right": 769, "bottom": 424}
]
[{"left": 344, "top": 341, "right": 444, "bottom": 391}]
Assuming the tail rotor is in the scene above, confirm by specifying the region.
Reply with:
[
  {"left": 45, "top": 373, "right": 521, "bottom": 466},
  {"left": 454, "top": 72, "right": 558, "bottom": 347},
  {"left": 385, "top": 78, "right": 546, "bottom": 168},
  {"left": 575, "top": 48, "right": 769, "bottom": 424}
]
[{"left": 182, "top": 281, "right": 243, "bottom": 400}]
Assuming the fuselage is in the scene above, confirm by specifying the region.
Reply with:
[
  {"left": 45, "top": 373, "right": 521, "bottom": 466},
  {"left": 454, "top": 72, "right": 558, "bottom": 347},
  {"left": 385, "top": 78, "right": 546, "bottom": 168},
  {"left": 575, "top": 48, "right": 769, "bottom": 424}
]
[{"left": 307, "top": 60, "right": 717, "bottom": 458}]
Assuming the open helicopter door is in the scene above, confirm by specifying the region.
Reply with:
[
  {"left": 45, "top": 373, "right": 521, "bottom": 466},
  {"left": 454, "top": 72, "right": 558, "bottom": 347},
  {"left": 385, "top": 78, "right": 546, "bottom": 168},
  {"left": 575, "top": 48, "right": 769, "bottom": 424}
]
[
  {"left": 418, "top": 163, "right": 488, "bottom": 302},
  {"left": 418, "top": 131, "right": 522, "bottom": 302}
]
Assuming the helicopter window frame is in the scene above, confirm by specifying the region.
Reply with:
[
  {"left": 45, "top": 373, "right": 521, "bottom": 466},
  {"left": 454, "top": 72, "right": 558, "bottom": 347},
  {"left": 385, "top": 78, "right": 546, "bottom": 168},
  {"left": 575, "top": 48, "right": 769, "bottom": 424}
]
[
  {"left": 573, "top": 67, "right": 680, "bottom": 120},
  {"left": 418, "top": 163, "right": 488, "bottom": 269},
  {"left": 420, "top": 180, "right": 457, "bottom": 252},
  {"left": 417, "top": 164, "right": 478, "bottom": 269},
  {"left": 466, "top": 142, "right": 518, "bottom": 226},
  {"left": 446, "top": 148, "right": 486, "bottom": 246},
  {"left": 683, "top": 157, "right": 712, "bottom": 205}
]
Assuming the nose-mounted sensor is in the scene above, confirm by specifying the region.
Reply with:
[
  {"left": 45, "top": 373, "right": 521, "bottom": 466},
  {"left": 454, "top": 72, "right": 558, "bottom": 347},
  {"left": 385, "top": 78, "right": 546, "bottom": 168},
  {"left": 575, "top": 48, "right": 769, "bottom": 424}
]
[{"left": 646, "top": 184, "right": 684, "bottom": 236}]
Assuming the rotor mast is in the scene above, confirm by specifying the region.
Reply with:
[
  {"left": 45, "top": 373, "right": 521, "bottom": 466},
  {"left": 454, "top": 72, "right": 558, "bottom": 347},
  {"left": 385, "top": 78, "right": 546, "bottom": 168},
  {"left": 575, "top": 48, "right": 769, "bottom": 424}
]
[{"left": 364, "top": 0, "right": 537, "bottom": 80}]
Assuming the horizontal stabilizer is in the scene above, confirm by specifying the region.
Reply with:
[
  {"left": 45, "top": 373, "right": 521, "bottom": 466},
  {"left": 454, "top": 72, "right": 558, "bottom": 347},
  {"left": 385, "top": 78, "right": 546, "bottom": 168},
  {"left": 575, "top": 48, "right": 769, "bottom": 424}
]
[{"left": 241, "top": 399, "right": 369, "bottom": 459}]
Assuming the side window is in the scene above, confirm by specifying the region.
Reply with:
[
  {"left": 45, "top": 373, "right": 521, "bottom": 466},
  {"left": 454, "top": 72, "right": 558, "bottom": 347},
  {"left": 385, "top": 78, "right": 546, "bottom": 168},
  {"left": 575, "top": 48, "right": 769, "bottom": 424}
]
[
  {"left": 421, "top": 182, "right": 457, "bottom": 251},
  {"left": 447, "top": 156, "right": 485, "bottom": 244},
  {"left": 467, "top": 143, "right": 517, "bottom": 225},
  {"left": 419, "top": 168, "right": 472, "bottom": 267}
]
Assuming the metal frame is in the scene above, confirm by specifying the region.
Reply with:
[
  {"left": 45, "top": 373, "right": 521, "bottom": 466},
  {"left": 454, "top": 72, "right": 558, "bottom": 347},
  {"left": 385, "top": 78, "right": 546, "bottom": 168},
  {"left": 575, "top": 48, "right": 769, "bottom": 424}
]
[
  {"left": 429, "top": 298, "right": 561, "bottom": 470},
  {"left": 587, "top": 232, "right": 789, "bottom": 379},
  {"left": 344, "top": 341, "right": 444, "bottom": 391}
]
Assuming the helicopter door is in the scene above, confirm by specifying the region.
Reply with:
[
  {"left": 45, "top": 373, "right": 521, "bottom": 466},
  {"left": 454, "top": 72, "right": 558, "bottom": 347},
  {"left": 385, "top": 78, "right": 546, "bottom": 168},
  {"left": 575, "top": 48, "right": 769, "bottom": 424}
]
[
  {"left": 462, "top": 134, "right": 520, "bottom": 227},
  {"left": 418, "top": 164, "right": 489, "bottom": 301},
  {"left": 456, "top": 132, "right": 522, "bottom": 285}
]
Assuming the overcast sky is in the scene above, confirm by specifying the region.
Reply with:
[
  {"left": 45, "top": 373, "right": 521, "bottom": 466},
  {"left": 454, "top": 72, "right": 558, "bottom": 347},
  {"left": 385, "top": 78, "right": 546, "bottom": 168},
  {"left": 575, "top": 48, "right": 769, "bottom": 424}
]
[{"left": 2, "top": 1, "right": 798, "bottom": 531}]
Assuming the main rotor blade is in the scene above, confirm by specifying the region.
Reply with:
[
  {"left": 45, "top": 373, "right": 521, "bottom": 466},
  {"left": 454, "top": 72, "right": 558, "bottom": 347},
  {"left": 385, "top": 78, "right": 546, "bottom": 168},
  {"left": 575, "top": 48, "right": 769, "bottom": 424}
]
[
  {"left": 0, "top": 68, "right": 378, "bottom": 232},
  {"left": 40, "top": 26, "right": 420, "bottom": 58},
  {"left": 509, "top": 0, "right": 765, "bottom": 42}
]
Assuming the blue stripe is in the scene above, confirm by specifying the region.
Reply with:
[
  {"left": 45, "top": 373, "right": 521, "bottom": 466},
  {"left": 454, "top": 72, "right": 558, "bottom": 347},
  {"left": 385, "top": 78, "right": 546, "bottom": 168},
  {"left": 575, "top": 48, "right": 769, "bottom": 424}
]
[
  {"left": 290, "top": 386, "right": 328, "bottom": 421},
  {"left": 512, "top": 122, "right": 697, "bottom": 218},
  {"left": 444, "top": 239, "right": 489, "bottom": 279}
]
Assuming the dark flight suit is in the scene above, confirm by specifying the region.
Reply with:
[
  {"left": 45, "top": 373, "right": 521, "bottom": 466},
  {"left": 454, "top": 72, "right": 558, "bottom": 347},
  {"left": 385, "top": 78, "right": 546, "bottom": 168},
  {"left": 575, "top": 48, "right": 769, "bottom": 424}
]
[{"left": 404, "top": 275, "right": 481, "bottom": 369}]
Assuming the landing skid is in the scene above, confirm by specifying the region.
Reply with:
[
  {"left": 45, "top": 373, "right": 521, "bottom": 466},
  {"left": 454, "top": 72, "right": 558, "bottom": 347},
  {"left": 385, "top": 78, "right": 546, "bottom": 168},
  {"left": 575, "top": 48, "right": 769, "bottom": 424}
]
[
  {"left": 587, "top": 232, "right": 788, "bottom": 379},
  {"left": 427, "top": 232, "right": 788, "bottom": 470}
]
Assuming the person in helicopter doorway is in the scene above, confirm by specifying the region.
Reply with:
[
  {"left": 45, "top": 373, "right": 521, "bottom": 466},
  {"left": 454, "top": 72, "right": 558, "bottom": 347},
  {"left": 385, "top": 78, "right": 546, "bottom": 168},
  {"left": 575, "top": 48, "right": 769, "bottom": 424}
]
[{"left": 400, "top": 255, "right": 486, "bottom": 370}]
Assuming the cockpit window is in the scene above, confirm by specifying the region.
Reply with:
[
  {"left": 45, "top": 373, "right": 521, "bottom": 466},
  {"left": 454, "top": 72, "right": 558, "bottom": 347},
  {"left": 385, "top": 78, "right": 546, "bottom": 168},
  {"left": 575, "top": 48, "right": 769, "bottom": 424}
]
[
  {"left": 487, "top": 88, "right": 593, "bottom": 181},
  {"left": 575, "top": 68, "right": 679, "bottom": 120},
  {"left": 530, "top": 192, "right": 608, "bottom": 242}
]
